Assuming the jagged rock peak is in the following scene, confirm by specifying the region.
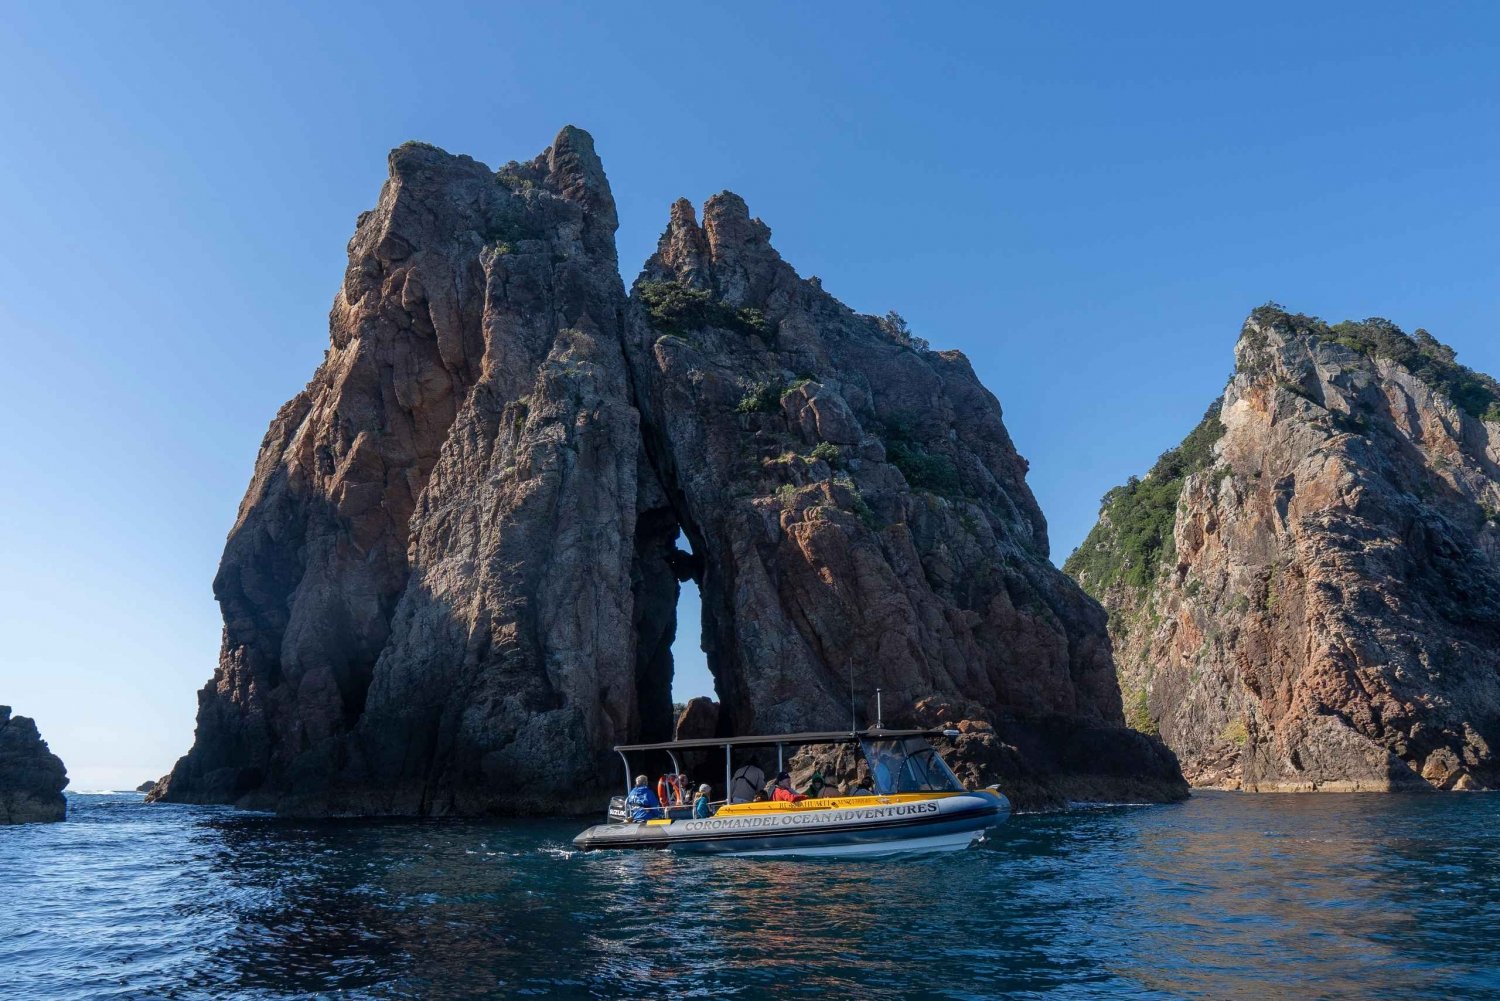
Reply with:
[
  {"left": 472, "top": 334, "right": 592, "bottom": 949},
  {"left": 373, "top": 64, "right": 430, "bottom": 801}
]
[
  {"left": 651, "top": 191, "right": 781, "bottom": 305},
  {"left": 1068, "top": 304, "right": 1500, "bottom": 793},
  {"left": 0, "top": 706, "right": 68, "bottom": 824}
]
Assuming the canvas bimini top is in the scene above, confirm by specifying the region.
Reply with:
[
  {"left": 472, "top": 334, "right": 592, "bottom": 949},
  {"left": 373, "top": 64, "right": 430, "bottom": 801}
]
[{"left": 612, "top": 728, "right": 950, "bottom": 753}]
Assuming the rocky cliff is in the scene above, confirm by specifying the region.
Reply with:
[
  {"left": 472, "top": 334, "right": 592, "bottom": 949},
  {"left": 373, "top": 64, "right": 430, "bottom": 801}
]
[
  {"left": 153, "top": 127, "right": 1185, "bottom": 815},
  {"left": 0, "top": 706, "right": 68, "bottom": 823},
  {"left": 1067, "top": 305, "right": 1500, "bottom": 791}
]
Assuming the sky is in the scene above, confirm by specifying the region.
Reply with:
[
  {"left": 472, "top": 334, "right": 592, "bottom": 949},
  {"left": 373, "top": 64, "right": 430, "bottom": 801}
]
[{"left": 2, "top": 3, "right": 1498, "bottom": 790}]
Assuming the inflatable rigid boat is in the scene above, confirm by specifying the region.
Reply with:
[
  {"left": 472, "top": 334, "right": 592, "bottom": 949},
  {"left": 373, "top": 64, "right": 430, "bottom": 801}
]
[{"left": 573, "top": 729, "right": 1010, "bottom": 857}]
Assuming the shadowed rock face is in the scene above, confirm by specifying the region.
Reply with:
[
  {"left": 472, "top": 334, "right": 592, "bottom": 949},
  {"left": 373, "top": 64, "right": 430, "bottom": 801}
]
[
  {"left": 154, "top": 129, "right": 1186, "bottom": 815},
  {"left": 0, "top": 706, "right": 68, "bottom": 824},
  {"left": 1068, "top": 306, "right": 1500, "bottom": 791}
]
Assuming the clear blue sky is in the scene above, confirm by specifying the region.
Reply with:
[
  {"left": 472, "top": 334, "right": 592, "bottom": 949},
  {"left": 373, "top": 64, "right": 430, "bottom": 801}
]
[{"left": 3, "top": 3, "right": 1497, "bottom": 790}]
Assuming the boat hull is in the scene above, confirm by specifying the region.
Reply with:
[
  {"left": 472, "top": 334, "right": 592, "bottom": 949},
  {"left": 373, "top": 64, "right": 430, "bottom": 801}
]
[{"left": 573, "top": 790, "right": 1009, "bottom": 857}]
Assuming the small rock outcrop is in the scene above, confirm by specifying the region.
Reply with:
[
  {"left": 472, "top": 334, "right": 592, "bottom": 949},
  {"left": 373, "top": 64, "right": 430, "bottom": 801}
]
[
  {"left": 673, "top": 697, "right": 720, "bottom": 741},
  {"left": 154, "top": 128, "right": 1186, "bottom": 815},
  {"left": 135, "top": 781, "right": 156, "bottom": 794},
  {"left": 1068, "top": 305, "right": 1500, "bottom": 791},
  {"left": 0, "top": 707, "right": 68, "bottom": 824}
]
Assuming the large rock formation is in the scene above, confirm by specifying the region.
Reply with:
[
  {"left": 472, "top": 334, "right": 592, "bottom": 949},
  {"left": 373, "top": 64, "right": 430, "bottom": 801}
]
[
  {"left": 0, "top": 706, "right": 68, "bottom": 823},
  {"left": 1067, "top": 305, "right": 1500, "bottom": 791},
  {"left": 154, "top": 127, "right": 1185, "bottom": 815}
]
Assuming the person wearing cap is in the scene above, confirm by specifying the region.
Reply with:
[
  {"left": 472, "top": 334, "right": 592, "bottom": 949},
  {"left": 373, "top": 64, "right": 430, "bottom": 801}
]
[
  {"left": 692, "top": 783, "right": 713, "bottom": 818},
  {"left": 626, "top": 774, "right": 662, "bottom": 822},
  {"left": 771, "top": 771, "right": 807, "bottom": 803}
]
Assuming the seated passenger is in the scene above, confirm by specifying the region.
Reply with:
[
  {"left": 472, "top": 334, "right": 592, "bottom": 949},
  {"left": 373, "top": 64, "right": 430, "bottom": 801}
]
[
  {"left": 756, "top": 782, "right": 774, "bottom": 802},
  {"left": 626, "top": 774, "right": 663, "bottom": 822},
  {"left": 805, "top": 771, "right": 828, "bottom": 798},
  {"left": 844, "top": 779, "right": 874, "bottom": 796},
  {"left": 693, "top": 783, "right": 713, "bottom": 819},
  {"left": 771, "top": 771, "right": 807, "bottom": 803}
]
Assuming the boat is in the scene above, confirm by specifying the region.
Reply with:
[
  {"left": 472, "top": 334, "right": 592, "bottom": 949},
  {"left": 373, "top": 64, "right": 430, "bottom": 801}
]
[{"left": 572, "top": 728, "right": 1010, "bottom": 857}]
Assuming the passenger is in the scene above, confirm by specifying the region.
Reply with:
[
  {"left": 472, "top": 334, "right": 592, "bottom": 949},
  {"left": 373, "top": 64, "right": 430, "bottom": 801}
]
[
  {"left": 756, "top": 782, "right": 775, "bottom": 802},
  {"left": 771, "top": 771, "right": 807, "bottom": 803},
  {"left": 805, "top": 771, "right": 828, "bottom": 798},
  {"left": 675, "top": 773, "right": 692, "bottom": 806},
  {"left": 693, "top": 783, "right": 713, "bottom": 819},
  {"left": 845, "top": 779, "right": 874, "bottom": 797},
  {"left": 626, "top": 774, "right": 663, "bottom": 822}
]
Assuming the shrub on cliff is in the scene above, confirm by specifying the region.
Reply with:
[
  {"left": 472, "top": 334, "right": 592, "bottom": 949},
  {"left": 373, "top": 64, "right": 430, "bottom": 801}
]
[{"left": 637, "top": 279, "right": 772, "bottom": 339}]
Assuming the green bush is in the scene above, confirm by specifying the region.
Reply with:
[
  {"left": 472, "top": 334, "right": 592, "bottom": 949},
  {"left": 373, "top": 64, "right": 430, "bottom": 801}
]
[
  {"left": 876, "top": 411, "right": 960, "bottom": 494},
  {"left": 636, "top": 279, "right": 773, "bottom": 339},
  {"left": 810, "top": 441, "right": 841, "bottom": 466},
  {"left": 735, "top": 380, "right": 785, "bottom": 414},
  {"left": 887, "top": 441, "right": 960, "bottom": 494},
  {"left": 876, "top": 310, "right": 931, "bottom": 352},
  {"left": 1124, "top": 689, "right": 1158, "bottom": 737}
]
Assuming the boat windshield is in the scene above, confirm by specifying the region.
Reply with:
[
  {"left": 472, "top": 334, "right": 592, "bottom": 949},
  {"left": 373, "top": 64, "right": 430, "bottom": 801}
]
[{"left": 860, "top": 737, "right": 965, "bottom": 794}]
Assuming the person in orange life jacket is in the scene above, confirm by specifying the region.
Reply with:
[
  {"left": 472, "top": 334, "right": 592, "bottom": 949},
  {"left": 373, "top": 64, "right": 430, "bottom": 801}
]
[
  {"left": 626, "top": 775, "right": 662, "bottom": 821},
  {"left": 771, "top": 771, "right": 807, "bottom": 803}
]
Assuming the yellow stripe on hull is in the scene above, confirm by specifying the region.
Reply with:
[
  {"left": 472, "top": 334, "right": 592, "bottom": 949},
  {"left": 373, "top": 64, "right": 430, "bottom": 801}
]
[{"left": 714, "top": 791, "right": 965, "bottom": 816}]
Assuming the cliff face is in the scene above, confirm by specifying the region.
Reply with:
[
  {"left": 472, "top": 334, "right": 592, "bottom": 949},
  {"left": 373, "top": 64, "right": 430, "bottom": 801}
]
[
  {"left": 0, "top": 707, "right": 68, "bottom": 824},
  {"left": 1068, "top": 306, "right": 1500, "bottom": 791},
  {"left": 154, "top": 129, "right": 1185, "bottom": 815},
  {"left": 624, "top": 195, "right": 1183, "bottom": 808}
]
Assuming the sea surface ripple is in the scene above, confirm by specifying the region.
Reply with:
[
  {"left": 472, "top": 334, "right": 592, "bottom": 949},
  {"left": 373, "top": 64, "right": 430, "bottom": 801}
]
[{"left": 2, "top": 791, "right": 1497, "bottom": 999}]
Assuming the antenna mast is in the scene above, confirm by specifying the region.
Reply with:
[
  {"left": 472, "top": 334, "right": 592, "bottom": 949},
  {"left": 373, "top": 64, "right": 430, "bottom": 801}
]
[{"left": 848, "top": 658, "right": 857, "bottom": 732}]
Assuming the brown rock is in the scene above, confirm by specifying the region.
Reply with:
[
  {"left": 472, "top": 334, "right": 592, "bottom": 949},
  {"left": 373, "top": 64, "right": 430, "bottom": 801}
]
[
  {"left": 0, "top": 706, "right": 68, "bottom": 824},
  {"left": 155, "top": 133, "right": 1186, "bottom": 816},
  {"left": 674, "top": 697, "right": 720, "bottom": 741},
  {"left": 1069, "top": 306, "right": 1500, "bottom": 792}
]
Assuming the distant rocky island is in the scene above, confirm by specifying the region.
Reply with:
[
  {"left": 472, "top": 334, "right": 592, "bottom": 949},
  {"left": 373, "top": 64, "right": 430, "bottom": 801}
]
[
  {"left": 148, "top": 126, "right": 1185, "bottom": 816},
  {"left": 0, "top": 706, "right": 68, "bottom": 824},
  {"left": 1067, "top": 305, "right": 1500, "bottom": 792}
]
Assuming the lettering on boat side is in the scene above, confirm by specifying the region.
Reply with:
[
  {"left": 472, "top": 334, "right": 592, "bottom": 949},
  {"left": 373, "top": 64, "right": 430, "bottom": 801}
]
[{"left": 680, "top": 801, "right": 941, "bottom": 833}]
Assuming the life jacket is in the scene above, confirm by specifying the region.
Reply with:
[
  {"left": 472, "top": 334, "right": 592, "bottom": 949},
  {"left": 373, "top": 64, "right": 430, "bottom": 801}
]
[{"left": 658, "top": 775, "right": 685, "bottom": 806}]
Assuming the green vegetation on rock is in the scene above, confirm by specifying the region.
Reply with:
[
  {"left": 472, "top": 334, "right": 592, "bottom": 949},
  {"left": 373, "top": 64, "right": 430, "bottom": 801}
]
[
  {"left": 1064, "top": 400, "right": 1225, "bottom": 596},
  {"left": 734, "top": 380, "right": 785, "bottom": 414},
  {"left": 879, "top": 411, "right": 960, "bottom": 495},
  {"left": 1252, "top": 304, "right": 1500, "bottom": 422},
  {"left": 637, "top": 279, "right": 774, "bottom": 339}
]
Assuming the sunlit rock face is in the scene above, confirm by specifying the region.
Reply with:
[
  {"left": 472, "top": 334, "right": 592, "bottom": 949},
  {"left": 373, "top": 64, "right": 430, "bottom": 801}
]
[
  {"left": 1069, "top": 306, "right": 1500, "bottom": 792},
  {"left": 153, "top": 129, "right": 1185, "bottom": 816}
]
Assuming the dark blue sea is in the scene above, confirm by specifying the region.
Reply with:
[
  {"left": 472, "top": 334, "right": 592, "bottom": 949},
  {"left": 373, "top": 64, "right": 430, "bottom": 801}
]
[{"left": 3, "top": 791, "right": 1497, "bottom": 999}]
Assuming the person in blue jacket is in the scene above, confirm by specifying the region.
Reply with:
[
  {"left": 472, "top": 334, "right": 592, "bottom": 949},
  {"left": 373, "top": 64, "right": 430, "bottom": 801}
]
[
  {"left": 692, "top": 783, "right": 713, "bottom": 819},
  {"left": 626, "top": 774, "right": 662, "bottom": 822}
]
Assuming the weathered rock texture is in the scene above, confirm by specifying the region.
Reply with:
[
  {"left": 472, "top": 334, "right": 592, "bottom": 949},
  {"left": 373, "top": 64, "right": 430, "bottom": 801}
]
[
  {"left": 0, "top": 707, "right": 68, "bottom": 824},
  {"left": 625, "top": 195, "right": 1185, "bottom": 809},
  {"left": 154, "top": 128, "right": 1185, "bottom": 815},
  {"left": 1068, "top": 306, "right": 1500, "bottom": 791}
]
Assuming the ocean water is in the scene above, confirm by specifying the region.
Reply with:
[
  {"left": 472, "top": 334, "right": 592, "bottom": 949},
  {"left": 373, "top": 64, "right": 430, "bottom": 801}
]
[{"left": 2, "top": 791, "right": 1497, "bottom": 1000}]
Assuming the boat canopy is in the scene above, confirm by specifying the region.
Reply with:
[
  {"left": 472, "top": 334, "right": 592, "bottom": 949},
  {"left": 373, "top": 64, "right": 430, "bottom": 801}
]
[{"left": 613, "top": 728, "right": 947, "bottom": 753}]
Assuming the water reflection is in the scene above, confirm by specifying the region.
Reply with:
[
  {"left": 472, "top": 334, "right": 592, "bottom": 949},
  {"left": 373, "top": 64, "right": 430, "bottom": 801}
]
[{"left": 0, "top": 792, "right": 1496, "bottom": 999}]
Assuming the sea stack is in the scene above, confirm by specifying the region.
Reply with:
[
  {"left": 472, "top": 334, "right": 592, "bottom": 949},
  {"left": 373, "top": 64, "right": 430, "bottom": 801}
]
[
  {"left": 0, "top": 706, "right": 68, "bottom": 824},
  {"left": 153, "top": 127, "right": 1185, "bottom": 816},
  {"left": 1067, "top": 305, "right": 1500, "bottom": 791}
]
